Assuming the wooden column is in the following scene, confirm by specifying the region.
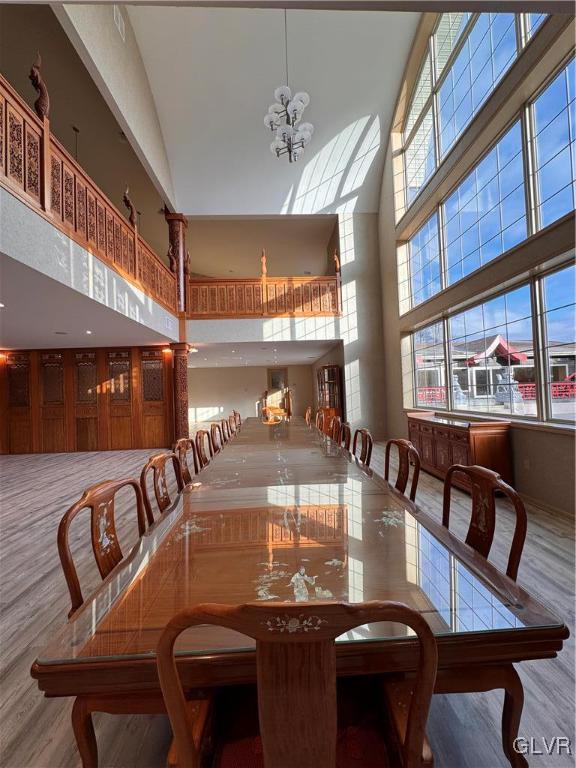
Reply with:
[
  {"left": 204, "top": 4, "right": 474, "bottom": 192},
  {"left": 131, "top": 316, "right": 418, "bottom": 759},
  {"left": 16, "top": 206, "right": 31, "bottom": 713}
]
[
  {"left": 171, "top": 343, "right": 189, "bottom": 440},
  {"left": 165, "top": 211, "right": 189, "bottom": 314}
]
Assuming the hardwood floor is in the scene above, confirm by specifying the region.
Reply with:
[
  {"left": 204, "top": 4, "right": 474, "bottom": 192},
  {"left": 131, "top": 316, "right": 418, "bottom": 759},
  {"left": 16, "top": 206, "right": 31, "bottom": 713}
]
[{"left": 0, "top": 445, "right": 573, "bottom": 767}]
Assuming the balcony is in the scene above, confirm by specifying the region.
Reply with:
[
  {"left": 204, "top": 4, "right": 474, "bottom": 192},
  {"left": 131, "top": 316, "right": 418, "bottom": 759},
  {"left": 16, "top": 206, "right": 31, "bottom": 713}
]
[
  {"left": 187, "top": 274, "right": 341, "bottom": 319},
  {"left": 0, "top": 73, "right": 177, "bottom": 314}
]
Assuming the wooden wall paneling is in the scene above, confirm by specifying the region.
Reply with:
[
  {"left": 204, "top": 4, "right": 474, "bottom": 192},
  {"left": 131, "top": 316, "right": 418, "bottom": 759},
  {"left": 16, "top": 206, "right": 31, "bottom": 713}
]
[
  {"left": 64, "top": 350, "right": 76, "bottom": 451},
  {"left": 108, "top": 350, "right": 133, "bottom": 450},
  {"left": 131, "top": 347, "right": 144, "bottom": 449},
  {"left": 0, "top": 353, "right": 9, "bottom": 454},
  {"left": 74, "top": 351, "right": 99, "bottom": 451},
  {"left": 165, "top": 349, "right": 175, "bottom": 448},
  {"left": 39, "top": 351, "right": 66, "bottom": 453},
  {"left": 29, "top": 351, "right": 41, "bottom": 453},
  {"left": 6, "top": 352, "right": 32, "bottom": 454},
  {"left": 96, "top": 349, "right": 110, "bottom": 451},
  {"left": 140, "top": 348, "right": 166, "bottom": 448}
]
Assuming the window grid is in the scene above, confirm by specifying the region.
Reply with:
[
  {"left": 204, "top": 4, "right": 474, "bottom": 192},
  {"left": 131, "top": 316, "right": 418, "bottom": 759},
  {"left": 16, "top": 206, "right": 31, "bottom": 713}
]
[
  {"left": 405, "top": 108, "right": 436, "bottom": 205},
  {"left": 530, "top": 58, "right": 576, "bottom": 231},
  {"left": 442, "top": 120, "right": 527, "bottom": 288},
  {"left": 401, "top": 12, "right": 551, "bottom": 212},
  {"left": 405, "top": 213, "right": 442, "bottom": 308},
  {"left": 408, "top": 263, "right": 575, "bottom": 424}
]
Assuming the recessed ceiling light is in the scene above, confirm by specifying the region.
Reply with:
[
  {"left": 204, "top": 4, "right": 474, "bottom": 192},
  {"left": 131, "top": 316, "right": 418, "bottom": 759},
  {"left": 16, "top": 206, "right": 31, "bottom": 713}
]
[
  {"left": 190, "top": 347, "right": 199, "bottom": 354},
  {"left": 0, "top": 303, "right": 4, "bottom": 309},
  {"left": 54, "top": 331, "right": 68, "bottom": 335},
  {"left": 203, "top": 357, "right": 208, "bottom": 361},
  {"left": 232, "top": 349, "right": 236, "bottom": 353},
  {"left": 85, "top": 330, "right": 93, "bottom": 335}
]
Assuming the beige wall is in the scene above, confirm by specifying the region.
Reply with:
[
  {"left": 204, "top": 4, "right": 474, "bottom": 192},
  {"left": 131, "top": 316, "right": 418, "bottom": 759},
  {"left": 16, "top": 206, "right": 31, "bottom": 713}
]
[
  {"left": 187, "top": 216, "right": 336, "bottom": 278},
  {"left": 378, "top": 143, "right": 575, "bottom": 514},
  {"left": 0, "top": 5, "right": 169, "bottom": 259},
  {"left": 188, "top": 365, "right": 314, "bottom": 424}
]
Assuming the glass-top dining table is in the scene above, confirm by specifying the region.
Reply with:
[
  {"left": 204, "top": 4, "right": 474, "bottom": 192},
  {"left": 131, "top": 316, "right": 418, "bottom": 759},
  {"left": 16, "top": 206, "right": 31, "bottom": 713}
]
[{"left": 32, "top": 418, "right": 568, "bottom": 768}]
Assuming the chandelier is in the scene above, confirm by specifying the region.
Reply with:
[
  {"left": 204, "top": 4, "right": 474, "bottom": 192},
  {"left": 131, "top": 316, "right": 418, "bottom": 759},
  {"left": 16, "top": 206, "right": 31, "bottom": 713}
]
[{"left": 264, "top": 11, "right": 314, "bottom": 163}]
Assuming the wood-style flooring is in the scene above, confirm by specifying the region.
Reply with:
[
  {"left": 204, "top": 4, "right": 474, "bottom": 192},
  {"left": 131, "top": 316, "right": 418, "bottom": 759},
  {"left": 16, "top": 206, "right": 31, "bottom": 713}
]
[{"left": 0, "top": 444, "right": 574, "bottom": 768}]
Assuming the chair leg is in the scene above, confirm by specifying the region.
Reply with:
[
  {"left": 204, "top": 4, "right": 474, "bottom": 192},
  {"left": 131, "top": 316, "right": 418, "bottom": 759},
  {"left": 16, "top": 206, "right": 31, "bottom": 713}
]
[{"left": 71, "top": 697, "right": 98, "bottom": 768}]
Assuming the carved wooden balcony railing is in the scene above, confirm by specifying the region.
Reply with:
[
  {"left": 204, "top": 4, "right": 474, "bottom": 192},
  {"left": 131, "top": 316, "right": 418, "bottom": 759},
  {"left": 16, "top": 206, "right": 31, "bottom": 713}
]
[
  {"left": 187, "top": 275, "right": 341, "bottom": 319},
  {"left": 0, "top": 74, "right": 178, "bottom": 314}
]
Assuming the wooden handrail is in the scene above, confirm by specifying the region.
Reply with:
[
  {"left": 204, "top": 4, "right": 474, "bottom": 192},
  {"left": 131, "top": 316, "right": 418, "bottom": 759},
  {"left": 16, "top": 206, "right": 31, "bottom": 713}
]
[
  {"left": 187, "top": 273, "right": 341, "bottom": 319},
  {"left": 0, "top": 72, "right": 178, "bottom": 314}
]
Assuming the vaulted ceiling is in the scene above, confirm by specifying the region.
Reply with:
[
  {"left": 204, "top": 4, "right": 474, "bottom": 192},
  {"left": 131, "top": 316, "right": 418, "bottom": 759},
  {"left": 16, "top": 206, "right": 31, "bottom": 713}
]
[{"left": 127, "top": 7, "right": 419, "bottom": 216}]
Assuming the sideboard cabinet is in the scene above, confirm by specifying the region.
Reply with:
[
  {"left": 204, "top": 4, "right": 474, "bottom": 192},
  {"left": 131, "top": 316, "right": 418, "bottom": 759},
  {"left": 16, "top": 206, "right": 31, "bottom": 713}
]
[{"left": 406, "top": 412, "right": 513, "bottom": 486}]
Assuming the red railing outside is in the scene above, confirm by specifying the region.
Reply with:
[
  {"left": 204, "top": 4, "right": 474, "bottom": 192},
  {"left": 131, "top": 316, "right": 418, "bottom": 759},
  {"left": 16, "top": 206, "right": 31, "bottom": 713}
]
[
  {"left": 0, "top": 74, "right": 177, "bottom": 314},
  {"left": 187, "top": 275, "right": 341, "bottom": 319},
  {"left": 518, "top": 382, "right": 576, "bottom": 400},
  {"left": 416, "top": 386, "right": 447, "bottom": 405}
]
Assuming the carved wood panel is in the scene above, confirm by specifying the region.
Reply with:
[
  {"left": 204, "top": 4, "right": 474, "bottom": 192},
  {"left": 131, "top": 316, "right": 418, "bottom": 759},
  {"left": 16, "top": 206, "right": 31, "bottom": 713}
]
[
  {"left": 7, "top": 353, "right": 30, "bottom": 407},
  {"left": 24, "top": 125, "right": 40, "bottom": 200},
  {"left": 7, "top": 106, "right": 23, "bottom": 187},
  {"left": 0, "top": 100, "right": 4, "bottom": 171},
  {"left": 50, "top": 155, "right": 62, "bottom": 217}
]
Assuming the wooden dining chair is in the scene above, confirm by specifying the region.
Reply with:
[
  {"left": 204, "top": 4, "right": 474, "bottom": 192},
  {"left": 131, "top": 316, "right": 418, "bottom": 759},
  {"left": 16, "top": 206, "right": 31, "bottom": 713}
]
[
  {"left": 228, "top": 414, "right": 237, "bottom": 437},
  {"left": 443, "top": 465, "right": 528, "bottom": 581},
  {"left": 173, "top": 438, "right": 199, "bottom": 485},
  {"left": 140, "top": 453, "right": 184, "bottom": 526},
  {"left": 329, "top": 416, "right": 342, "bottom": 443},
  {"left": 385, "top": 439, "right": 421, "bottom": 502},
  {"left": 157, "top": 601, "right": 437, "bottom": 768},
  {"left": 305, "top": 406, "right": 312, "bottom": 426},
  {"left": 233, "top": 410, "right": 242, "bottom": 430},
  {"left": 352, "top": 428, "right": 373, "bottom": 468},
  {"left": 210, "top": 423, "right": 224, "bottom": 455},
  {"left": 220, "top": 419, "right": 231, "bottom": 444},
  {"left": 195, "top": 429, "right": 213, "bottom": 469},
  {"left": 339, "top": 421, "right": 351, "bottom": 451},
  {"left": 58, "top": 479, "right": 147, "bottom": 617},
  {"left": 315, "top": 409, "right": 325, "bottom": 433}
]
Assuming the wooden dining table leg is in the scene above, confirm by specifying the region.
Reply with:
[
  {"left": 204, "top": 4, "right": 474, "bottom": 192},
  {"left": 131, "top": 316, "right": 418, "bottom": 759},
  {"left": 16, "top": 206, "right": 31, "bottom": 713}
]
[
  {"left": 501, "top": 666, "right": 528, "bottom": 768},
  {"left": 71, "top": 697, "right": 98, "bottom": 768},
  {"left": 435, "top": 663, "right": 528, "bottom": 768}
]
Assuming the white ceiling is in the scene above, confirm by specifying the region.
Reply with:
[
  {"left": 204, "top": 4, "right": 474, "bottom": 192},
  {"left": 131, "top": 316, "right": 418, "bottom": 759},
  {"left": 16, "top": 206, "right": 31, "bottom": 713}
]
[
  {"left": 127, "top": 7, "right": 419, "bottom": 216},
  {"left": 0, "top": 254, "right": 173, "bottom": 349},
  {"left": 188, "top": 340, "right": 340, "bottom": 368}
]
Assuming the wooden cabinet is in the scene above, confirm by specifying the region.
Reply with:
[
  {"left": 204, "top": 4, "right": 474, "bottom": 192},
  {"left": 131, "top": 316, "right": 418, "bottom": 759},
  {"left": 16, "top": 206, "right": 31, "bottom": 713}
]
[
  {"left": 407, "top": 412, "right": 512, "bottom": 487},
  {"left": 317, "top": 365, "right": 343, "bottom": 435}
]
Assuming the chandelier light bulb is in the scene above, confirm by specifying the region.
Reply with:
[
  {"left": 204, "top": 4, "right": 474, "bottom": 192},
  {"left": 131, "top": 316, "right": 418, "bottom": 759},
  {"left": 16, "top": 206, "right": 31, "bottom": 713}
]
[
  {"left": 293, "top": 92, "right": 310, "bottom": 108},
  {"left": 292, "top": 146, "right": 304, "bottom": 161},
  {"left": 274, "top": 85, "right": 292, "bottom": 104},
  {"left": 269, "top": 103, "right": 285, "bottom": 115},
  {"left": 298, "top": 122, "right": 314, "bottom": 135},
  {"left": 270, "top": 139, "right": 286, "bottom": 155}
]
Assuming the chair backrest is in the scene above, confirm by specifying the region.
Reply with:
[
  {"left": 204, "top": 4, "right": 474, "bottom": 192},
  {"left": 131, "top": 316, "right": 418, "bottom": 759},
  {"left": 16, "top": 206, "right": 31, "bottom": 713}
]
[
  {"left": 329, "top": 416, "right": 342, "bottom": 443},
  {"left": 220, "top": 419, "right": 231, "bottom": 443},
  {"left": 173, "top": 438, "right": 199, "bottom": 485},
  {"left": 195, "top": 429, "right": 213, "bottom": 469},
  {"left": 385, "top": 439, "right": 421, "bottom": 502},
  {"left": 352, "top": 428, "right": 373, "bottom": 467},
  {"left": 58, "top": 479, "right": 146, "bottom": 617},
  {"left": 228, "top": 414, "right": 237, "bottom": 436},
  {"left": 234, "top": 410, "right": 242, "bottom": 429},
  {"left": 315, "top": 409, "right": 325, "bottom": 432},
  {"left": 443, "top": 465, "right": 527, "bottom": 581},
  {"left": 339, "top": 421, "right": 351, "bottom": 451},
  {"left": 305, "top": 406, "right": 312, "bottom": 426},
  {"left": 140, "top": 453, "right": 184, "bottom": 525},
  {"left": 210, "top": 423, "right": 224, "bottom": 454},
  {"left": 157, "top": 601, "right": 437, "bottom": 768}
]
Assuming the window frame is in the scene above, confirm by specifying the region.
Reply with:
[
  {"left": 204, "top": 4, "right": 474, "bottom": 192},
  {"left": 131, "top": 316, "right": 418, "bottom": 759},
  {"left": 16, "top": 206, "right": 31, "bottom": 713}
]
[{"left": 406, "top": 260, "right": 576, "bottom": 427}]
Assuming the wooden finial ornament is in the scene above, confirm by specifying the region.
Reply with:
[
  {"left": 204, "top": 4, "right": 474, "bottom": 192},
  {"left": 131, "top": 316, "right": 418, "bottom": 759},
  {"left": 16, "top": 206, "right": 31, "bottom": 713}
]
[
  {"left": 167, "top": 244, "right": 177, "bottom": 273},
  {"left": 122, "top": 187, "right": 136, "bottom": 227},
  {"left": 29, "top": 52, "right": 50, "bottom": 120},
  {"left": 333, "top": 251, "right": 341, "bottom": 274},
  {"left": 261, "top": 249, "right": 267, "bottom": 277}
]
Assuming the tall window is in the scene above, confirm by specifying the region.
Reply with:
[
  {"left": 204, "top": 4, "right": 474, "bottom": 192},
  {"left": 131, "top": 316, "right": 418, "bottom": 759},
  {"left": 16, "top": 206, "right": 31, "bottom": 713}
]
[
  {"left": 413, "top": 322, "right": 447, "bottom": 409},
  {"left": 400, "top": 12, "right": 549, "bottom": 212},
  {"left": 407, "top": 213, "right": 441, "bottom": 307},
  {"left": 449, "top": 284, "right": 535, "bottom": 416},
  {"left": 532, "top": 59, "right": 576, "bottom": 229},
  {"left": 542, "top": 264, "right": 576, "bottom": 422},
  {"left": 438, "top": 14, "right": 517, "bottom": 157},
  {"left": 444, "top": 121, "right": 527, "bottom": 286}
]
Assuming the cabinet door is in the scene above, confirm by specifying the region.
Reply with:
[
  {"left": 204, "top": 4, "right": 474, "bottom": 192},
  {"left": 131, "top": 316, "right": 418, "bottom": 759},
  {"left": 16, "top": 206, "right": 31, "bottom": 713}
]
[
  {"left": 451, "top": 438, "right": 470, "bottom": 465},
  {"left": 435, "top": 438, "right": 452, "bottom": 472},
  {"left": 420, "top": 434, "right": 435, "bottom": 467}
]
